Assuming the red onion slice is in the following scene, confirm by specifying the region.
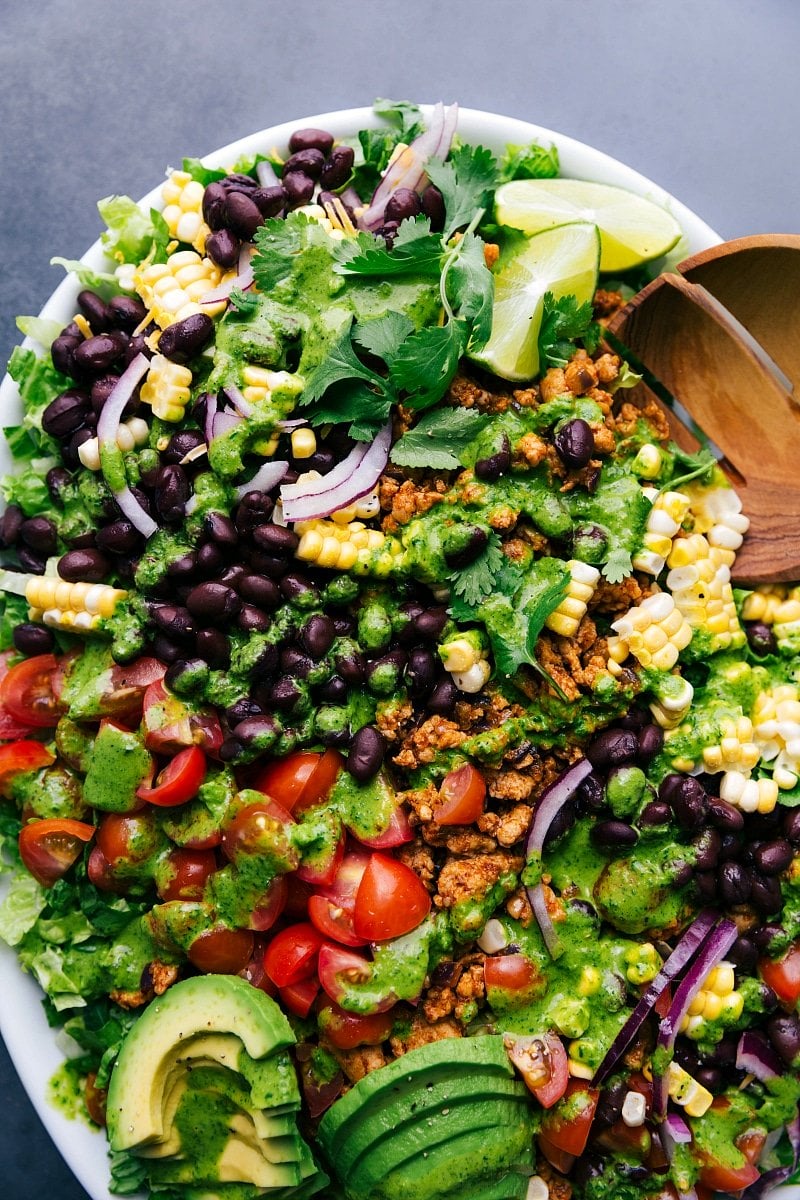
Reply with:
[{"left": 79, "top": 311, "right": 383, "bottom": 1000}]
[
  {"left": 736, "top": 1031, "right": 783, "bottom": 1081},
  {"left": 200, "top": 245, "right": 254, "bottom": 305},
  {"left": 234, "top": 461, "right": 289, "bottom": 500},
  {"left": 652, "top": 917, "right": 738, "bottom": 1119},
  {"left": 664, "top": 1113, "right": 692, "bottom": 1145},
  {"left": 203, "top": 392, "right": 218, "bottom": 445},
  {"left": 113, "top": 485, "right": 158, "bottom": 539},
  {"left": 280, "top": 422, "right": 390, "bottom": 523},
  {"left": 593, "top": 908, "right": 719, "bottom": 1085},
  {"left": 278, "top": 417, "right": 308, "bottom": 430},
  {"left": 257, "top": 160, "right": 280, "bottom": 188},
  {"left": 96, "top": 353, "right": 157, "bottom": 538},
  {"left": 222, "top": 383, "right": 254, "bottom": 419},
  {"left": 358, "top": 103, "right": 458, "bottom": 232},
  {"left": 212, "top": 410, "right": 242, "bottom": 440},
  {"left": 523, "top": 758, "right": 592, "bottom": 959}
]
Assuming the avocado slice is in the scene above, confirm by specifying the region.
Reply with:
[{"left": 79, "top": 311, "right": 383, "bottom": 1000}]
[
  {"left": 469, "top": 1172, "right": 532, "bottom": 1200},
  {"left": 107, "top": 975, "right": 294, "bottom": 1151}
]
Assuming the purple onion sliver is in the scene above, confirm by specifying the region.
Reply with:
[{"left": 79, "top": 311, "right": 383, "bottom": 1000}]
[
  {"left": 257, "top": 160, "right": 280, "bottom": 188},
  {"left": 114, "top": 484, "right": 158, "bottom": 540},
  {"left": 788, "top": 1111, "right": 800, "bottom": 1161},
  {"left": 97, "top": 352, "right": 150, "bottom": 446},
  {"left": 358, "top": 103, "right": 456, "bottom": 232},
  {"left": 199, "top": 251, "right": 254, "bottom": 305},
  {"left": 223, "top": 383, "right": 254, "bottom": 419},
  {"left": 529, "top": 883, "right": 563, "bottom": 959},
  {"left": 234, "top": 461, "right": 290, "bottom": 501},
  {"left": 204, "top": 393, "right": 219, "bottom": 445},
  {"left": 524, "top": 758, "right": 593, "bottom": 859},
  {"left": 664, "top": 1112, "right": 692, "bottom": 1145},
  {"left": 593, "top": 908, "right": 719, "bottom": 1085},
  {"left": 743, "top": 1167, "right": 792, "bottom": 1200},
  {"left": 211, "top": 410, "right": 242, "bottom": 440},
  {"left": 340, "top": 185, "right": 363, "bottom": 211},
  {"left": 736, "top": 1031, "right": 783, "bottom": 1081},
  {"left": 280, "top": 422, "right": 390, "bottom": 522},
  {"left": 278, "top": 417, "right": 308, "bottom": 430}
]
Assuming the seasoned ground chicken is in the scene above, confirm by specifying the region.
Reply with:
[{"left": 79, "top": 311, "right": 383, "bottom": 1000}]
[
  {"left": 564, "top": 352, "right": 598, "bottom": 396},
  {"left": 515, "top": 432, "right": 548, "bottom": 468},
  {"left": 538, "top": 1161, "right": 574, "bottom": 1200},
  {"left": 393, "top": 716, "right": 466, "bottom": 769},
  {"left": 591, "top": 573, "right": 649, "bottom": 615},
  {"left": 110, "top": 961, "right": 179, "bottom": 1009},
  {"left": 435, "top": 851, "right": 523, "bottom": 910},
  {"left": 378, "top": 474, "right": 446, "bottom": 531},
  {"left": 329, "top": 1044, "right": 389, "bottom": 1084},
  {"left": 479, "top": 802, "right": 534, "bottom": 846},
  {"left": 422, "top": 826, "right": 499, "bottom": 855},
  {"left": 375, "top": 697, "right": 414, "bottom": 743},
  {"left": 389, "top": 1012, "right": 463, "bottom": 1056},
  {"left": 394, "top": 837, "right": 437, "bottom": 892},
  {"left": 447, "top": 371, "right": 513, "bottom": 414},
  {"left": 486, "top": 769, "right": 537, "bottom": 803},
  {"left": 615, "top": 397, "right": 671, "bottom": 441}
]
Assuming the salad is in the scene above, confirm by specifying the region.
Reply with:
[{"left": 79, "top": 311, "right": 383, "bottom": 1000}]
[{"left": 0, "top": 98, "right": 799, "bottom": 1200}]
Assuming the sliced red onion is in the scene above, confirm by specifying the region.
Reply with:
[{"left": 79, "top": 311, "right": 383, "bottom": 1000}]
[
  {"left": 234, "top": 461, "right": 289, "bottom": 500},
  {"left": 280, "top": 422, "right": 390, "bottom": 523},
  {"left": 96, "top": 353, "right": 157, "bottom": 538},
  {"left": 744, "top": 1168, "right": 791, "bottom": 1200},
  {"left": 256, "top": 160, "right": 280, "bottom": 188},
  {"left": 358, "top": 102, "right": 458, "bottom": 232},
  {"left": 200, "top": 245, "right": 254, "bottom": 305},
  {"left": 340, "top": 185, "right": 363, "bottom": 211},
  {"left": 736, "top": 1031, "right": 783, "bottom": 1081},
  {"left": 203, "top": 392, "right": 219, "bottom": 445},
  {"left": 223, "top": 383, "right": 254, "bottom": 419},
  {"left": 523, "top": 758, "right": 592, "bottom": 959},
  {"left": 664, "top": 1113, "right": 692, "bottom": 1145},
  {"left": 593, "top": 909, "right": 719, "bottom": 1085},
  {"left": 212, "top": 410, "right": 242, "bottom": 440},
  {"left": 278, "top": 417, "right": 308, "bottom": 430},
  {"left": 653, "top": 917, "right": 738, "bottom": 1119}
]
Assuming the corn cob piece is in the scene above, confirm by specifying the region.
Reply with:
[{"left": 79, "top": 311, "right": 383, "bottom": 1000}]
[
  {"left": 679, "top": 961, "right": 743, "bottom": 1040},
  {"left": 240, "top": 365, "right": 301, "bottom": 408},
  {"left": 438, "top": 629, "right": 492, "bottom": 694},
  {"left": 742, "top": 584, "right": 800, "bottom": 626},
  {"left": 700, "top": 715, "right": 761, "bottom": 774},
  {"left": 77, "top": 418, "right": 151, "bottom": 470},
  {"left": 719, "top": 770, "right": 779, "bottom": 814},
  {"left": 666, "top": 534, "right": 745, "bottom": 652},
  {"left": 134, "top": 250, "right": 231, "bottom": 329},
  {"left": 297, "top": 203, "right": 349, "bottom": 242},
  {"left": 649, "top": 675, "right": 695, "bottom": 730},
  {"left": 632, "top": 488, "right": 691, "bottom": 576},
  {"left": 684, "top": 483, "right": 750, "bottom": 563},
  {"left": 161, "top": 170, "right": 211, "bottom": 254},
  {"left": 544, "top": 561, "right": 600, "bottom": 637},
  {"left": 25, "top": 578, "right": 127, "bottom": 633},
  {"left": 608, "top": 591, "right": 693, "bottom": 672},
  {"left": 139, "top": 354, "right": 193, "bottom": 423},
  {"left": 752, "top": 684, "right": 800, "bottom": 789},
  {"left": 566, "top": 1039, "right": 599, "bottom": 1080},
  {"left": 665, "top": 1063, "right": 713, "bottom": 1117},
  {"left": 294, "top": 518, "right": 400, "bottom": 577}
]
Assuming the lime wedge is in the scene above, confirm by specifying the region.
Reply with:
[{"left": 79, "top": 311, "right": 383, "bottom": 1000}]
[
  {"left": 469, "top": 221, "right": 600, "bottom": 382},
  {"left": 495, "top": 179, "right": 682, "bottom": 273}
]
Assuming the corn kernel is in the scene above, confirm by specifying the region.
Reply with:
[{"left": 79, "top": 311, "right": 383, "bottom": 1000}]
[
  {"left": 578, "top": 967, "right": 601, "bottom": 997},
  {"left": 139, "top": 354, "right": 192, "bottom": 422},
  {"left": 135, "top": 249, "right": 231, "bottom": 329},
  {"left": 291, "top": 428, "right": 317, "bottom": 459},
  {"left": 631, "top": 443, "right": 663, "bottom": 479},
  {"left": 544, "top": 560, "right": 600, "bottom": 638}
]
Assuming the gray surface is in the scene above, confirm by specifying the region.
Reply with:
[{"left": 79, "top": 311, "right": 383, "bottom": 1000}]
[{"left": 0, "top": 1, "right": 798, "bottom": 1197}]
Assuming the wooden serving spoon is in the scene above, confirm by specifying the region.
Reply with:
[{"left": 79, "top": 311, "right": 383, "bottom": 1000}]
[{"left": 607, "top": 236, "right": 800, "bottom": 584}]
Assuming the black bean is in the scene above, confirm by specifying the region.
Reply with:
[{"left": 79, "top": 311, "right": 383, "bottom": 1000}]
[
  {"left": 250, "top": 643, "right": 279, "bottom": 680},
  {"left": 421, "top": 185, "right": 445, "bottom": 231},
  {"left": 283, "top": 148, "right": 326, "bottom": 180},
  {"left": 251, "top": 186, "right": 286, "bottom": 218},
  {"left": 151, "top": 604, "right": 195, "bottom": 639},
  {"left": 320, "top": 145, "right": 355, "bottom": 190},
  {"left": 72, "top": 332, "right": 127, "bottom": 375},
  {"left": 427, "top": 677, "right": 457, "bottom": 714},
  {"left": 202, "top": 511, "right": 237, "bottom": 547},
  {"left": 218, "top": 564, "right": 248, "bottom": 590},
  {"left": 554, "top": 418, "right": 595, "bottom": 469},
  {"left": 405, "top": 648, "right": 437, "bottom": 697},
  {"left": 545, "top": 803, "right": 577, "bottom": 846},
  {"left": 280, "top": 571, "right": 317, "bottom": 604},
  {"left": 108, "top": 294, "right": 147, "bottom": 332},
  {"left": 719, "top": 831, "right": 743, "bottom": 861},
  {"left": 186, "top": 581, "right": 241, "bottom": 620},
  {"left": 12, "top": 623, "right": 55, "bottom": 656},
  {"left": 269, "top": 676, "right": 303, "bottom": 712},
  {"left": 572, "top": 523, "right": 608, "bottom": 563},
  {"left": 587, "top": 727, "right": 638, "bottom": 768},
  {"left": 413, "top": 607, "right": 448, "bottom": 640},
  {"left": 196, "top": 628, "right": 230, "bottom": 667},
  {"left": 335, "top": 649, "right": 366, "bottom": 685},
  {"left": 51, "top": 334, "right": 80, "bottom": 376},
  {"left": 164, "top": 657, "right": 208, "bottom": 694},
  {"left": 205, "top": 227, "right": 241, "bottom": 269},
  {"left": 693, "top": 828, "right": 722, "bottom": 870},
  {"left": 253, "top": 524, "right": 299, "bottom": 555},
  {"left": 195, "top": 542, "right": 224, "bottom": 576},
  {"left": 695, "top": 870, "right": 718, "bottom": 900},
  {"left": 577, "top": 772, "right": 606, "bottom": 812},
  {"left": 233, "top": 715, "right": 280, "bottom": 751},
  {"left": 784, "top": 808, "right": 800, "bottom": 847},
  {"left": 0, "top": 504, "right": 23, "bottom": 548},
  {"left": 745, "top": 621, "right": 777, "bottom": 657},
  {"left": 708, "top": 795, "right": 745, "bottom": 832},
  {"left": 718, "top": 860, "right": 752, "bottom": 905},
  {"left": 331, "top": 613, "right": 356, "bottom": 637},
  {"left": 767, "top": 1014, "right": 800, "bottom": 1065},
  {"left": 154, "top": 465, "right": 189, "bottom": 523},
  {"left": 164, "top": 429, "right": 206, "bottom": 465},
  {"left": 151, "top": 633, "right": 183, "bottom": 663},
  {"left": 289, "top": 127, "right": 334, "bottom": 156},
  {"left": 301, "top": 614, "right": 335, "bottom": 659},
  {"left": 728, "top": 933, "right": 758, "bottom": 971},
  {"left": 77, "top": 290, "right": 112, "bottom": 332},
  {"left": 239, "top": 574, "right": 280, "bottom": 610},
  {"left": 667, "top": 776, "right": 709, "bottom": 830},
  {"left": 57, "top": 548, "right": 109, "bottom": 583},
  {"left": 19, "top": 515, "right": 58, "bottom": 554},
  {"left": 282, "top": 172, "right": 315, "bottom": 207},
  {"left": 591, "top": 820, "right": 639, "bottom": 848},
  {"left": 41, "top": 388, "right": 91, "bottom": 437},
  {"left": 222, "top": 172, "right": 258, "bottom": 192},
  {"left": 89, "top": 374, "right": 117, "bottom": 415},
  {"left": 158, "top": 314, "right": 214, "bottom": 364},
  {"left": 235, "top": 492, "right": 274, "bottom": 534},
  {"left": 96, "top": 520, "right": 140, "bottom": 554},
  {"left": 347, "top": 725, "right": 385, "bottom": 782},
  {"left": 225, "top": 191, "right": 264, "bottom": 240},
  {"left": 202, "top": 181, "right": 229, "bottom": 230},
  {"left": 673, "top": 860, "right": 694, "bottom": 886},
  {"left": 475, "top": 434, "right": 512, "bottom": 482},
  {"left": 366, "top": 649, "right": 407, "bottom": 695},
  {"left": 123, "top": 333, "right": 151, "bottom": 367},
  {"left": 317, "top": 675, "right": 348, "bottom": 704},
  {"left": 62, "top": 321, "right": 82, "bottom": 338},
  {"left": 17, "top": 547, "right": 46, "bottom": 573},
  {"left": 281, "top": 647, "right": 315, "bottom": 679},
  {"left": 641, "top": 799, "right": 671, "bottom": 826},
  {"left": 751, "top": 873, "right": 783, "bottom": 914},
  {"left": 45, "top": 468, "right": 72, "bottom": 504},
  {"left": 238, "top": 604, "right": 270, "bottom": 633},
  {"left": 636, "top": 724, "right": 663, "bottom": 764},
  {"left": 444, "top": 526, "right": 488, "bottom": 570},
  {"left": 166, "top": 552, "right": 198, "bottom": 582},
  {"left": 224, "top": 699, "right": 262, "bottom": 726},
  {"left": 753, "top": 838, "right": 794, "bottom": 876},
  {"left": 385, "top": 187, "right": 422, "bottom": 224},
  {"left": 752, "top": 923, "right": 784, "bottom": 952},
  {"left": 695, "top": 1067, "right": 723, "bottom": 1093}
]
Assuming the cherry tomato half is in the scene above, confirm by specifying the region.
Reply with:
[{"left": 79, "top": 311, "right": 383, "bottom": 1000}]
[
  {"left": 188, "top": 926, "right": 254, "bottom": 974},
  {"left": 96, "top": 810, "right": 162, "bottom": 866},
  {"left": 156, "top": 848, "right": 218, "bottom": 902},
  {"left": 308, "top": 894, "right": 366, "bottom": 948},
  {"left": 759, "top": 941, "right": 800, "bottom": 1006},
  {"left": 250, "top": 875, "right": 288, "bottom": 933},
  {"left": 279, "top": 976, "right": 320, "bottom": 1018},
  {"left": 353, "top": 852, "right": 431, "bottom": 942},
  {"left": 434, "top": 764, "right": 486, "bottom": 825},
  {"left": 697, "top": 1162, "right": 760, "bottom": 1192},
  {"left": 484, "top": 954, "right": 537, "bottom": 994},
  {"left": 0, "top": 740, "right": 54, "bottom": 795},
  {"left": 318, "top": 1002, "right": 394, "bottom": 1050},
  {"left": 221, "top": 799, "right": 296, "bottom": 865},
  {"left": 540, "top": 1080, "right": 599, "bottom": 1156},
  {"left": 0, "top": 654, "right": 61, "bottom": 728},
  {"left": 354, "top": 804, "right": 413, "bottom": 849},
  {"left": 264, "top": 923, "right": 324, "bottom": 988},
  {"left": 137, "top": 745, "right": 207, "bottom": 807},
  {"left": 255, "top": 749, "right": 343, "bottom": 814},
  {"left": 506, "top": 1032, "right": 569, "bottom": 1108},
  {"left": 18, "top": 817, "right": 95, "bottom": 886}
]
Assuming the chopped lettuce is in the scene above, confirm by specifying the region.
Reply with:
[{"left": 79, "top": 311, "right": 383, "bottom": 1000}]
[
  {"left": 1, "top": 461, "right": 56, "bottom": 516},
  {"left": 0, "top": 592, "right": 29, "bottom": 651},
  {"left": 499, "top": 140, "right": 560, "bottom": 182},
  {"left": 98, "top": 194, "right": 169, "bottom": 265},
  {"left": 0, "top": 871, "right": 47, "bottom": 946},
  {"left": 7, "top": 344, "right": 68, "bottom": 445},
  {"left": 15, "top": 315, "right": 64, "bottom": 348},
  {"left": 50, "top": 256, "right": 120, "bottom": 296}
]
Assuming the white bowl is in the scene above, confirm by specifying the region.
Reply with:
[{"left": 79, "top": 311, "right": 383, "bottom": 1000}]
[{"left": 1, "top": 106, "right": 791, "bottom": 1200}]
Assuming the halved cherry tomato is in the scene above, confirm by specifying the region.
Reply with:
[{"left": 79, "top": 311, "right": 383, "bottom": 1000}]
[
  {"left": 507, "top": 1032, "right": 569, "bottom": 1108},
  {"left": 255, "top": 749, "right": 343, "bottom": 814},
  {"left": 353, "top": 852, "right": 431, "bottom": 941},
  {"left": 250, "top": 875, "right": 288, "bottom": 932},
  {"left": 317, "top": 944, "right": 394, "bottom": 1012},
  {"left": 296, "top": 826, "right": 345, "bottom": 888},
  {"left": 540, "top": 1080, "right": 599, "bottom": 1156},
  {"left": 156, "top": 848, "right": 218, "bottom": 901},
  {"left": 308, "top": 894, "right": 366, "bottom": 947},
  {"left": 221, "top": 799, "right": 296, "bottom": 865},
  {"left": 188, "top": 926, "right": 255, "bottom": 974},
  {"left": 737, "top": 1129, "right": 767, "bottom": 1166},
  {"left": 759, "top": 941, "right": 800, "bottom": 1006},
  {"left": 354, "top": 804, "right": 414, "bottom": 849},
  {"left": 320, "top": 848, "right": 371, "bottom": 904},
  {"left": 280, "top": 976, "right": 320, "bottom": 1018},
  {"left": 142, "top": 680, "right": 223, "bottom": 756},
  {"left": 84, "top": 1072, "right": 107, "bottom": 1128},
  {"left": 284, "top": 875, "right": 315, "bottom": 920},
  {"left": 697, "top": 1162, "right": 760, "bottom": 1192},
  {"left": 0, "top": 653, "right": 39, "bottom": 739},
  {"left": 0, "top": 654, "right": 61, "bottom": 728},
  {"left": 94, "top": 656, "right": 168, "bottom": 722},
  {"left": 595, "top": 1119, "right": 651, "bottom": 1159},
  {"left": 264, "top": 923, "right": 324, "bottom": 988},
  {"left": 0, "top": 740, "right": 54, "bottom": 795},
  {"left": 137, "top": 745, "right": 207, "bottom": 807},
  {"left": 87, "top": 846, "right": 121, "bottom": 892},
  {"left": 96, "top": 809, "right": 163, "bottom": 866},
  {"left": 434, "top": 764, "right": 486, "bottom": 825},
  {"left": 536, "top": 1132, "right": 576, "bottom": 1176},
  {"left": 484, "top": 954, "right": 537, "bottom": 994},
  {"left": 239, "top": 937, "right": 278, "bottom": 996},
  {"left": 317, "top": 1002, "right": 394, "bottom": 1050},
  {"left": 18, "top": 817, "right": 95, "bottom": 886}
]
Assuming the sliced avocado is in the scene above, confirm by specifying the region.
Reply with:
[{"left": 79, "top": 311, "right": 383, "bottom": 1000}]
[
  {"left": 318, "top": 1034, "right": 515, "bottom": 1154},
  {"left": 107, "top": 975, "right": 293, "bottom": 1151},
  {"left": 470, "top": 1172, "right": 532, "bottom": 1200},
  {"left": 147, "top": 1143, "right": 301, "bottom": 1189}
]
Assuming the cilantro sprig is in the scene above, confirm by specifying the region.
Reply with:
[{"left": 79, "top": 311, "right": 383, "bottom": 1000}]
[
  {"left": 390, "top": 407, "right": 488, "bottom": 470},
  {"left": 538, "top": 292, "right": 601, "bottom": 370}
]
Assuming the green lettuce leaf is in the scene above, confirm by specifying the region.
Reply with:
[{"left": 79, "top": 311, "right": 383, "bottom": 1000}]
[
  {"left": 98, "top": 194, "right": 167, "bottom": 264},
  {"left": 0, "top": 872, "right": 47, "bottom": 947}
]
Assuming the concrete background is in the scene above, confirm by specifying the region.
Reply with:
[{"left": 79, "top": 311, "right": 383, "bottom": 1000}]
[{"left": 1, "top": 1, "right": 798, "bottom": 1196}]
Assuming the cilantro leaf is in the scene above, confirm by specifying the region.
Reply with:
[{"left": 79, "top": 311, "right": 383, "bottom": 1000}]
[
  {"left": 602, "top": 548, "right": 633, "bottom": 585},
  {"left": 252, "top": 212, "right": 311, "bottom": 292},
  {"left": 390, "top": 407, "right": 488, "bottom": 470},
  {"left": 450, "top": 532, "right": 504, "bottom": 606},
  {"left": 373, "top": 97, "right": 424, "bottom": 138},
  {"left": 499, "top": 141, "right": 560, "bottom": 183},
  {"left": 299, "top": 322, "right": 390, "bottom": 408},
  {"left": 334, "top": 218, "right": 443, "bottom": 278},
  {"left": 426, "top": 144, "right": 499, "bottom": 239},
  {"left": 446, "top": 231, "right": 495, "bottom": 350},
  {"left": 389, "top": 321, "right": 467, "bottom": 411},
  {"left": 538, "top": 292, "right": 598, "bottom": 370},
  {"left": 228, "top": 288, "right": 260, "bottom": 316},
  {"left": 667, "top": 445, "right": 718, "bottom": 490},
  {"left": 308, "top": 380, "right": 392, "bottom": 433},
  {"left": 354, "top": 312, "right": 415, "bottom": 361},
  {"left": 349, "top": 416, "right": 389, "bottom": 442},
  {"left": 478, "top": 558, "right": 570, "bottom": 677}
]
